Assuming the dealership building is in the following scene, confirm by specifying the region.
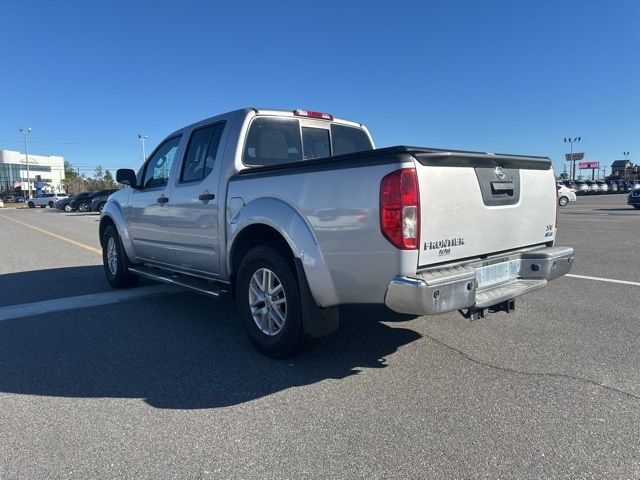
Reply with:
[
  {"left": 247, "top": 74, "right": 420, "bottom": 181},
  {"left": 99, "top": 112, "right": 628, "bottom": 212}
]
[{"left": 0, "top": 149, "right": 65, "bottom": 196}]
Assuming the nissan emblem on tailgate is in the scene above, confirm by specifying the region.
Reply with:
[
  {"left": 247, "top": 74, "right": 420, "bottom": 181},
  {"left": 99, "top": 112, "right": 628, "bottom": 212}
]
[{"left": 494, "top": 166, "right": 506, "bottom": 180}]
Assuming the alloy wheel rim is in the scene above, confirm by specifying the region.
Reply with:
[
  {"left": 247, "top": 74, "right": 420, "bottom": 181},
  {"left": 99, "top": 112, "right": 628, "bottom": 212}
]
[
  {"left": 249, "top": 268, "right": 287, "bottom": 336},
  {"left": 106, "top": 237, "right": 118, "bottom": 276}
]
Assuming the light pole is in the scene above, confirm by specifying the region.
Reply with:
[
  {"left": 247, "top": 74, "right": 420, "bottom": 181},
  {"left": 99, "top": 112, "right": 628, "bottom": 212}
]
[
  {"left": 138, "top": 134, "right": 148, "bottom": 163},
  {"left": 19, "top": 127, "right": 32, "bottom": 199},
  {"left": 564, "top": 136, "right": 581, "bottom": 181}
]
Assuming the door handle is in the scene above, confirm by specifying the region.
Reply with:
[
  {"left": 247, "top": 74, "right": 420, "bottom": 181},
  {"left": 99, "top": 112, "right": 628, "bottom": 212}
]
[
  {"left": 157, "top": 195, "right": 169, "bottom": 204},
  {"left": 198, "top": 192, "right": 216, "bottom": 201}
]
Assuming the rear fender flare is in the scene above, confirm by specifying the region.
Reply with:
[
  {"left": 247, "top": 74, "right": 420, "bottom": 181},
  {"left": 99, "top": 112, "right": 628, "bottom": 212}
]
[{"left": 227, "top": 197, "right": 339, "bottom": 307}]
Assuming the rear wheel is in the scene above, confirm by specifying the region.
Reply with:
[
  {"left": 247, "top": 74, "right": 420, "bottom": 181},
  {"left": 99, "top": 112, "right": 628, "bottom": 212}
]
[
  {"left": 559, "top": 196, "right": 569, "bottom": 206},
  {"left": 236, "top": 245, "right": 303, "bottom": 358},
  {"left": 102, "top": 224, "right": 139, "bottom": 288},
  {"left": 28, "top": 201, "right": 34, "bottom": 208},
  {"left": 48, "top": 201, "right": 54, "bottom": 208}
]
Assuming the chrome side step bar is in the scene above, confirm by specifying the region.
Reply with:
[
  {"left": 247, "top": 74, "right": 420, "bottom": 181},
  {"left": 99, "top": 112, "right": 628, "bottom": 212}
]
[{"left": 129, "top": 266, "right": 229, "bottom": 298}]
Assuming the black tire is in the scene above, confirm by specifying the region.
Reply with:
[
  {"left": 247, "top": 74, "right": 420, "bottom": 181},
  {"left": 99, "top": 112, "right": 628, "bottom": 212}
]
[
  {"left": 236, "top": 245, "right": 303, "bottom": 358},
  {"left": 559, "top": 196, "right": 569, "bottom": 207},
  {"left": 79, "top": 202, "right": 90, "bottom": 212},
  {"left": 102, "top": 224, "right": 139, "bottom": 288},
  {"left": 98, "top": 202, "right": 106, "bottom": 213},
  {"left": 48, "top": 201, "right": 54, "bottom": 208},
  {"left": 633, "top": 205, "right": 640, "bottom": 210},
  {"left": 28, "top": 201, "right": 35, "bottom": 208}
]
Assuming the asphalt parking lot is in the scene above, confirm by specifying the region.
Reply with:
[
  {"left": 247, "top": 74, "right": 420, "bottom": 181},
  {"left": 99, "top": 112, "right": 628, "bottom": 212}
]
[{"left": 0, "top": 195, "right": 639, "bottom": 479}]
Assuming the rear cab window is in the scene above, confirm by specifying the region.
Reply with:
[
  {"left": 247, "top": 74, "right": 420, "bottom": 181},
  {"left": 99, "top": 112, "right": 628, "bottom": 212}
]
[{"left": 243, "top": 116, "right": 373, "bottom": 167}]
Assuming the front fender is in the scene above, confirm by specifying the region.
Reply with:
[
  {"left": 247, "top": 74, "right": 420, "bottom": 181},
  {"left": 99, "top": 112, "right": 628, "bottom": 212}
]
[
  {"left": 227, "top": 197, "right": 339, "bottom": 307},
  {"left": 100, "top": 199, "right": 135, "bottom": 261}
]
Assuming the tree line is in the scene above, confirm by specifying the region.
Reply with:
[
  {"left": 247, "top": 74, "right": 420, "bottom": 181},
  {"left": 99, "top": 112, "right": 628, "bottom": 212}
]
[{"left": 63, "top": 161, "right": 118, "bottom": 194}]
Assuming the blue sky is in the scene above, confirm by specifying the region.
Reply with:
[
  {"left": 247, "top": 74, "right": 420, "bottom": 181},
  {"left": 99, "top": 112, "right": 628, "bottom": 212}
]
[{"left": 1, "top": 0, "right": 638, "bottom": 177}]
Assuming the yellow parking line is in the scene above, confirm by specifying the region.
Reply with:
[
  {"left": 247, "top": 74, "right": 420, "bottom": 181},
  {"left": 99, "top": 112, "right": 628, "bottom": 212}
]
[{"left": 0, "top": 214, "right": 102, "bottom": 256}]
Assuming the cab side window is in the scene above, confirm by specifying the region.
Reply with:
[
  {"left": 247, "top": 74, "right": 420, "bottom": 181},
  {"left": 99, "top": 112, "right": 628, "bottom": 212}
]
[
  {"left": 181, "top": 122, "right": 226, "bottom": 183},
  {"left": 142, "top": 136, "right": 182, "bottom": 188}
]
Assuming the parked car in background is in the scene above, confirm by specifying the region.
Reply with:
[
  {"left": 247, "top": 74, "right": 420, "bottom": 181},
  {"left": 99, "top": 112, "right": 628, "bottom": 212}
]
[
  {"left": 89, "top": 189, "right": 120, "bottom": 212},
  {"left": 628, "top": 188, "right": 640, "bottom": 209},
  {"left": 562, "top": 180, "right": 577, "bottom": 191},
  {"left": 56, "top": 195, "right": 74, "bottom": 211},
  {"left": 595, "top": 180, "right": 609, "bottom": 193},
  {"left": 63, "top": 191, "right": 96, "bottom": 212},
  {"left": 606, "top": 180, "right": 618, "bottom": 193},
  {"left": 13, "top": 195, "right": 25, "bottom": 203},
  {"left": 572, "top": 180, "right": 590, "bottom": 195},
  {"left": 622, "top": 180, "right": 633, "bottom": 192},
  {"left": 28, "top": 192, "right": 68, "bottom": 208},
  {"left": 584, "top": 180, "right": 599, "bottom": 194},
  {"left": 557, "top": 184, "right": 576, "bottom": 206},
  {"left": 0, "top": 198, "right": 4, "bottom": 208}
]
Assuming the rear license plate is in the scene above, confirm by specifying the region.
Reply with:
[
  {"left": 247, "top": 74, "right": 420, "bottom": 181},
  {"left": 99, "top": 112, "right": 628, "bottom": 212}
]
[{"left": 476, "top": 260, "right": 521, "bottom": 289}]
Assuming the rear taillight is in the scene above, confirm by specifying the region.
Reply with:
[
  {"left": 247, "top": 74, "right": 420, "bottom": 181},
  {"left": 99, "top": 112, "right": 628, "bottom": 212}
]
[{"left": 380, "top": 168, "right": 420, "bottom": 250}]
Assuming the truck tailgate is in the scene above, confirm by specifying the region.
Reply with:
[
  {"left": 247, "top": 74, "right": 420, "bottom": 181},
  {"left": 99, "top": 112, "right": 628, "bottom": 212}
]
[{"left": 412, "top": 149, "right": 556, "bottom": 268}]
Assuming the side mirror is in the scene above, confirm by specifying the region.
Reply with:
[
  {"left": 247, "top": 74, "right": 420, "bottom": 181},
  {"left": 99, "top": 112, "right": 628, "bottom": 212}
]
[{"left": 116, "top": 169, "right": 138, "bottom": 188}]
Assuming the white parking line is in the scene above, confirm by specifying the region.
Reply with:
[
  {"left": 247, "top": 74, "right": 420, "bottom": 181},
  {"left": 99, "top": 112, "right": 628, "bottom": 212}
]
[
  {"left": 566, "top": 274, "right": 640, "bottom": 287},
  {"left": 0, "top": 285, "right": 185, "bottom": 322}
]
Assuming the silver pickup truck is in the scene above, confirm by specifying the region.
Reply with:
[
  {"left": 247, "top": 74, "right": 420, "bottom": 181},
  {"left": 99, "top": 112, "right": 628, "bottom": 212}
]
[{"left": 101, "top": 108, "right": 574, "bottom": 357}]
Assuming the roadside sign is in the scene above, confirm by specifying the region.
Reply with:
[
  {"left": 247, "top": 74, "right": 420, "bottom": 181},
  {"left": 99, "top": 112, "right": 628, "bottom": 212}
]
[
  {"left": 565, "top": 152, "right": 585, "bottom": 161},
  {"left": 578, "top": 161, "right": 599, "bottom": 169}
]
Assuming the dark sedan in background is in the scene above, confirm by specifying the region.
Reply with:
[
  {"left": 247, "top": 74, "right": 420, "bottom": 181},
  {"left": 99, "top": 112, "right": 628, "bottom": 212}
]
[
  {"left": 89, "top": 189, "right": 120, "bottom": 212},
  {"left": 57, "top": 191, "right": 95, "bottom": 212}
]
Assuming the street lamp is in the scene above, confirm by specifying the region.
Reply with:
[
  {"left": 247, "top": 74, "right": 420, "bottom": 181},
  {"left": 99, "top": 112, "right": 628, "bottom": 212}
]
[
  {"left": 138, "top": 134, "right": 148, "bottom": 163},
  {"left": 19, "top": 127, "right": 32, "bottom": 199},
  {"left": 564, "top": 136, "right": 581, "bottom": 181},
  {"left": 623, "top": 151, "right": 630, "bottom": 161}
]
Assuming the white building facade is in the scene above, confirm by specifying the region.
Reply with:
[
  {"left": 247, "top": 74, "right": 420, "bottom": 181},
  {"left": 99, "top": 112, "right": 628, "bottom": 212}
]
[{"left": 0, "top": 149, "right": 65, "bottom": 196}]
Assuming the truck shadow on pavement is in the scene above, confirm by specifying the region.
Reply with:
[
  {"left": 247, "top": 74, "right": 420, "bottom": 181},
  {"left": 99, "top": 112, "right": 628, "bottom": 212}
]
[{"left": 0, "top": 266, "right": 421, "bottom": 410}]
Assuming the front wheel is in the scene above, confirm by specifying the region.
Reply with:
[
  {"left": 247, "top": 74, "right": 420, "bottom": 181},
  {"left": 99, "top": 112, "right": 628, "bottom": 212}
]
[
  {"left": 64, "top": 205, "right": 72, "bottom": 212},
  {"left": 48, "top": 201, "right": 54, "bottom": 208},
  {"left": 79, "top": 202, "right": 90, "bottom": 212},
  {"left": 559, "top": 196, "right": 569, "bottom": 207},
  {"left": 236, "top": 246, "right": 303, "bottom": 358},
  {"left": 28, "top": 201, "right": 35, "bottom": 208},
  {"left": 102, "top": 224, "right": 139, "bottom": 288}
]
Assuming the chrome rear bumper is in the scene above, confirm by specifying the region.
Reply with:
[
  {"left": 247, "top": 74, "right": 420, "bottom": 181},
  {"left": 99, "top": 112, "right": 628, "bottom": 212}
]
[{"left": 385, "top": 246, "right": 574, "bottom": 316}]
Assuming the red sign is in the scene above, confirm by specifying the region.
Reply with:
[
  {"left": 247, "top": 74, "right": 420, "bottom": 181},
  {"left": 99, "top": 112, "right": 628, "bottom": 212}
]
[{"left": 578, "top": 161, "right": 599, "bottom": 169}]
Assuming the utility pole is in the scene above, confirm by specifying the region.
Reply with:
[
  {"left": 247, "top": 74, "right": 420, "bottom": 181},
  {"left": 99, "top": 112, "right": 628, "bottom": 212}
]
[
  {"left": 19, "top": 127, "right": 32, "bottom": 199},
  {"left": 138, "top": 134, "right": 148, "bottom": 163},
  {"left": 564, "top": 136, "right": 581, "bottom": 181}
]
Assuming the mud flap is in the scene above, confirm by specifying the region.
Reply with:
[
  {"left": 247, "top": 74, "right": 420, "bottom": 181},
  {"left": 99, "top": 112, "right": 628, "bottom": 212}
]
[{"left": 294, "top": 258, "right": 340, "bottom": 338}]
